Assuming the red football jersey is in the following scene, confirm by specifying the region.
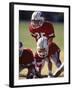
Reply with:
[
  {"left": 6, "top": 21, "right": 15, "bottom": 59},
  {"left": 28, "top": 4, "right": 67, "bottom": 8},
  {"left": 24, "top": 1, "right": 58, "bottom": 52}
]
[
  {"left": 19, "top": 48, "right": 34, "bottom": 65},
  {"left": 29, "top": 21, "right": 55, "bottom": 41},
  {"left": 34, "top": 52, "right": 45, "bottom": 62},
  {"left": 34, "top": 52, "right": 45, "bottom": 70}
]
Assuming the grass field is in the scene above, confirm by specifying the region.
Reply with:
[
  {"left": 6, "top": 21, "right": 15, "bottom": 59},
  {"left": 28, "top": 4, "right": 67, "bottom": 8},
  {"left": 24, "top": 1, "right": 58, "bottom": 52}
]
[{"left": 19, "top": 21, "right": 64, "bottom": 78}]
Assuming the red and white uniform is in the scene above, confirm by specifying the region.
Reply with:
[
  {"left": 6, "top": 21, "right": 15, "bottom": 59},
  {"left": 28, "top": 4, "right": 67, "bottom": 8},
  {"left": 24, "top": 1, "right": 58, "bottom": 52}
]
[
  {"left": 34, "top": 52, "right": 45, "bottom": 73},
  {"left": 34, "top": 42, "right": 61, "bottom": 73},
  {"left": 29, "top": 21, "right": 55, "bottom": 41}
]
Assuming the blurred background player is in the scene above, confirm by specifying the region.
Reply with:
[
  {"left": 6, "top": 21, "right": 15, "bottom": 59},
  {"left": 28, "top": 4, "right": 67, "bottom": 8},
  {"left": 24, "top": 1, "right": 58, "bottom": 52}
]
[
  {"left": 29, "top": 11, "right": 62, "bottom": 77},
  {"left": 19, "top": 42, "right": 35, "bottom": 79}
]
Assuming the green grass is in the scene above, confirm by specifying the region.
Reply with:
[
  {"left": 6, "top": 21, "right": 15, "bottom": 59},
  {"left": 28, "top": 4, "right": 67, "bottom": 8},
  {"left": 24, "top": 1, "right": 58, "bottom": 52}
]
[
  {"left": 19, "top": 21, "right": 36, "bottom": 52},
  {"left": 53, "top": 23, "right": 64, "bottom": 50},
  {"left": 19, "top": 21, "right": 64, "bottom": 52}
]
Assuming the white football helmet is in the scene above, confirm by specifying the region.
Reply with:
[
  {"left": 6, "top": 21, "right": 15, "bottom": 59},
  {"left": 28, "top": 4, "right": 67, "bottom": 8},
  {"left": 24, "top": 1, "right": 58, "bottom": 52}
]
[
  {"left": 31, "top": 11, "right": 44, "bottom": 29},
  {"left": 37, "top": 37, "right": 48, "bottom": 58}
]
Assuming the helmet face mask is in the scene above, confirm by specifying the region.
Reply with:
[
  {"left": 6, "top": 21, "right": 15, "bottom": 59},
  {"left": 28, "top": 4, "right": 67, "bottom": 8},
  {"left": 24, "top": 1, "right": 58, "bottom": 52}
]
[
  {"left": 37, "top": 48, "right": 48, "bottom": 58},
  {"left": 31, "top": 20, "right": 43, "bottom": 29},
  {"left": 31, "top": 11, "right": 44, "bottom": 29}
]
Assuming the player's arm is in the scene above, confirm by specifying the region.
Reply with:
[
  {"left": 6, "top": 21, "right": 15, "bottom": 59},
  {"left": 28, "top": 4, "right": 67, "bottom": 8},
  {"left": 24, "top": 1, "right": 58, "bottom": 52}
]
[{"left": 46, "top": 22, "right": 55, "bottom": 38}]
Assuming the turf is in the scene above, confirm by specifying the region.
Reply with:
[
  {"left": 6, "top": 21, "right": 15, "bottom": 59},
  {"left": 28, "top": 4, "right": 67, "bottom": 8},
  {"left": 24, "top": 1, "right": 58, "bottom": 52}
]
[
  {"left": 19, "top": 21, "right": 36, "bottom": 52},
  {"left": 53, "top": 23, "right": 64, "bottom": 50}
]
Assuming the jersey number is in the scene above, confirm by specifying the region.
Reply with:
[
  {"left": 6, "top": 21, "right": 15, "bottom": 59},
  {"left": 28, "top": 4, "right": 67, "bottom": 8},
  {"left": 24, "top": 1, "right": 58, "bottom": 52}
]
[{"left": 32, "top": 32, "right": 46, "bottom": 40}]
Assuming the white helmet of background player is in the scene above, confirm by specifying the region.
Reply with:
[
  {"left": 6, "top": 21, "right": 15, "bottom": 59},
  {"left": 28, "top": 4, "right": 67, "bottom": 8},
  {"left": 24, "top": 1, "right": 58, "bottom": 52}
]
[
  {"left": 31, "top": 11, "right": 44, "bottom": 29},
  {"left": 37, "top": 37, "right": 48, "bottom": 58}
]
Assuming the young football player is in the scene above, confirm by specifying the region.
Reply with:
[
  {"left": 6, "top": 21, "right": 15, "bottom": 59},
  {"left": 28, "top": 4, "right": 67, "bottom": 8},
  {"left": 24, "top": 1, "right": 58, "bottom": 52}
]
[
  {"left": 34, "top": 37, "right": 48, "bottom": 78},
  {"left": 19, "top": 42, "right": 35, "bottom": 79},
  {"left": 34, "top": 37, "right": 62, "bottom": 77},
  {"left": 29, "top": 11, "right": 62, "bottom": 77},
  {"left": 29, "top": 11, "right": 55, "bottom": 42}
]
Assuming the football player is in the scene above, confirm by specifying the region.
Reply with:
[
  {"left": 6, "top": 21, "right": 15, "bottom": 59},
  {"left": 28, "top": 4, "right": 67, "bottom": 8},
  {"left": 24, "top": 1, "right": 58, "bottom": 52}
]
[
  {"left": 34, "top": 37, "right": 48, "bottom": 78},
  {"left": 34, "top": 37, "right": 62, "bottom": 77},
  {"left": 29, "top": 11, "right": 62, "bottom": 77},
  {"left": 19, "top": 42, "right": 35, "bottom": 79},
  {"left": 29, "top": 11, "right": 55, "bottom": 42}
]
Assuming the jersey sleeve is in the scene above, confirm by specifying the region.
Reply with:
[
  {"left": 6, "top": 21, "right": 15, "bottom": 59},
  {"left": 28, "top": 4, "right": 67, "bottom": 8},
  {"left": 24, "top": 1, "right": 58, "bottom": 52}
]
[
  {"left": 29, "top": 24, "right": 37, "bottom": 41},
  {"left": 45, "top": 22, "right": 55, "bottom": 38},
  {"left": 29, "top": 24, "right": 34, "bottom": 35}
]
